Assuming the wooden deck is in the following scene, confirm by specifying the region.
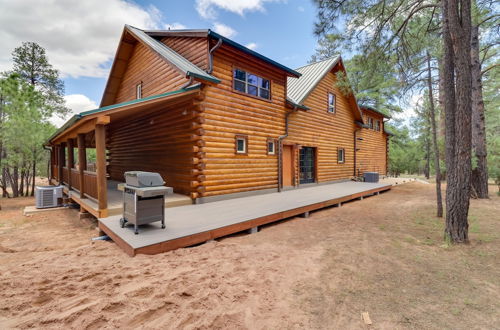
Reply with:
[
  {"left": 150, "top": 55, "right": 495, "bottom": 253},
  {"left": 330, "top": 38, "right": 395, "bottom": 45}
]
[
  {"left": 98, "top": 181, "right": 391, "bottom": 256},
  {"left": 60, "top": 180, "right": 192, "bottom": 218}
]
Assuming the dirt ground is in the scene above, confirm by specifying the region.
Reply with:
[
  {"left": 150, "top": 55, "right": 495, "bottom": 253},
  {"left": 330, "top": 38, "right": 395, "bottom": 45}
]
[{"left": 0, "top": 182, "right": 499, "bottom": 329}]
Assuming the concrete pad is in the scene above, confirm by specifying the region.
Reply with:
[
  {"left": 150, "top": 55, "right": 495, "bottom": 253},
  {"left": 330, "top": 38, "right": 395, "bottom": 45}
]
[{"left": 23, "top": 205, "right": 68, "bottom": 216}]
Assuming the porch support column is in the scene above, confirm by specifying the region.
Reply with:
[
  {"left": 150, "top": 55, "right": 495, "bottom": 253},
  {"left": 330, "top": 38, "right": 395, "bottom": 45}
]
[
  {"left": 67, "top": 139, "right": 74, "bottom": 190},
  {"left": 95, "top": 124, "right": 107, "bottom": 215},
  {"left": 58, "top": 143, "right": 65, "bottom": 185},
  {"left": 77, "top": 134, "right": 87, "bottom": 197}
]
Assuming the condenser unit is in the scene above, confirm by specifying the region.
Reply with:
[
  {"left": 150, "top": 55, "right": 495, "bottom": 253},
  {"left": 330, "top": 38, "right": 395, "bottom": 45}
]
[{"left": 35, "top": 186, "right": 63, "bottom": 209}]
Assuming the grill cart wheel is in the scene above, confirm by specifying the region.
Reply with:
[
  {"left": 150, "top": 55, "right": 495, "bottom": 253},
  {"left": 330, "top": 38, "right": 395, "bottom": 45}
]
[
  {"left": 120, "top": 218, "right": 127, "bottom": 228},
  {"left": 162, "top": 224, "right": 166, "bottom": 229}
]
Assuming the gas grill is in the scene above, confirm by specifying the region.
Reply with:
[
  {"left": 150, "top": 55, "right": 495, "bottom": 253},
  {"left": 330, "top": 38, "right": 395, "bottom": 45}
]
[{"left": 119, "top": 171, "right": 173, "bottom": 235}]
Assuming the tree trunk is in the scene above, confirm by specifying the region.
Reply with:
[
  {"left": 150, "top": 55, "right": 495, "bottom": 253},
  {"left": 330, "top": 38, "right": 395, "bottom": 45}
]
[
  {"left": 19, "top": 167, "right": 25, "bottom": 196},
  {"left": 425, "top": 125, "right": 431, "bottom": 180},
  {"left": 31, "top": 157, "right": 36, "bottom": 196},
  {"left": 470, "top": 24, "right": 489, "bottom": 198},
  {"left": 427, "top": 52, "right": 443, "bottom": 218},
  {"left": 442, "top": 0, "right": 472, "bottom": 243},
  {"left": 11, "top": 166, "right": 19, "bottom": 197}
]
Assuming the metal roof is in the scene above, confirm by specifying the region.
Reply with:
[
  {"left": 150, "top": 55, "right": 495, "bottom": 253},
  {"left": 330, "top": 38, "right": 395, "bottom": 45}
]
[
  {"left": 143, "top": 28, "right": 301, "bottom": 77},
  {"left": 126, "top": 25, "right": 220, "bottom": 84},
  {"left": 286, "top": 56, "right": 341, "bottom": 105},
  {"left": 46, "top": 84, "right": 202, "bottom": 145},
  {"left": 359, "top": 104, "right": 391, "bottom": 119}
]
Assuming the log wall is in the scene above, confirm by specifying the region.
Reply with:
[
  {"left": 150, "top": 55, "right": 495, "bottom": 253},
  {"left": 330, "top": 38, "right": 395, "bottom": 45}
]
[
  {"left": 114, "top": 41, "right": 188, "bottom": 104},
  {"left": 357, "top": 111, "right": 388, "bottom": 175},
  {"left": 199, "top": 43, "right": 288, "bottom": 197},
  {"left": 106, "top": 98, "right": 202, "bottom": 196},
  {"left": 286, "top": 70, "right": 357, "bottom": 182},
  {"left": 160, "top": 37, "right": 209, "bottom": 71}
]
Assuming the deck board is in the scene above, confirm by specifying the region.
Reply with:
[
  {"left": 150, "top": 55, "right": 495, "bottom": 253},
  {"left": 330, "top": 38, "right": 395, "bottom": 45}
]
[{"left": 99, "top": 181, "right": 391, "bottom": 256}]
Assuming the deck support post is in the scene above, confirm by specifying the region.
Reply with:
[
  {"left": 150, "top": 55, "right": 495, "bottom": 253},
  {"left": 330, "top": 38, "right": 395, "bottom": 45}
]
[
  {"left": 359, "top": 196, "right": 364, "bottom": 200},
  {"left": 300, "top": 211, "right": 310, "bottom": 218},
  {"left": 376, "top": 191, "right": 380, "bottom": 195},
  {"left": 77, "top": 134, "right": 87, "bottom": 198},
  {"left": 95, "top": 124, "right": 108, "bottom": 216},
  {"left": 248, "top": 227, "right": 258, "bottom": 234},
  {"left": 67, "top": 139, "right": 74, "bottom": 191}
]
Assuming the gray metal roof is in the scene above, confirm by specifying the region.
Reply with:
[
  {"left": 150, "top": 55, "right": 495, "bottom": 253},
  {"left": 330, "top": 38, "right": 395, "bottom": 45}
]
[
  {"left": 126, "top": 25, "right": 220, "bottom": 83},
  {"left": 286, "top": 56, "right": 340, "bottom": 105}
]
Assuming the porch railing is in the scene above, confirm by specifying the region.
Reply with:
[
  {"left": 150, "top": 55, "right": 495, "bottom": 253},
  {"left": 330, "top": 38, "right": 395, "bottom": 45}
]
[
  {"left": 70, "top": 168, "right": 80, "bottom": 191},
  {"left": 83, "top": 171, "right": 98, "bottom": 199},
  {"left": 62, "top": 167, "right": 69, "bottom": 184}
]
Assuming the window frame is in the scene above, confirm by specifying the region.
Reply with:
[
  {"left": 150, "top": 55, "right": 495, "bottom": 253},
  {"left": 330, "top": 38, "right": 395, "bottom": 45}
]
[
  {"left": 136, "top": 82, "right": 142, "bottom": 99},
  {"left": 368, "top": 117, "right": 374, "bottom": 130},
  {"left": 375, "top": 120, "right": 381, "bottom": 131},
  {"left": 232, "top": 67, "right": 272, "bottom": 102},
  {"left": 337, "top": 147, "right": 345, "bottom": 164},
  {"left": 235, "top": 134, "right": 248, "bottom": 155},
  {"left": 327, "top": 92, "right": 336, "bottom": 114},
  {"left": 267, "top": 138, "right": 276, "bottom": 155}
]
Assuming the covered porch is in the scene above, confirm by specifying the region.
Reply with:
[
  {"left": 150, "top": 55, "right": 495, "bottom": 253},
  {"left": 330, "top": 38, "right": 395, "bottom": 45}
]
[{"left": 47, "top": 85, "right": 204, "bottom": 217}]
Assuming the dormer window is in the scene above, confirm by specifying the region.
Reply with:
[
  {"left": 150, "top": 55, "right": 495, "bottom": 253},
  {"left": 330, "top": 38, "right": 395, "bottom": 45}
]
[
  {"left": 368, "top": 117, "right": 374, "bottom": 129},
  {"left": 136, "top": 83, "right": 142, "bottom": 99},
  {"left": 375, "top": 120, "right": 381, "bottom": 131},
  {"left": 328, "top": 92, "right": 336, "bottom": 113},
  {"left": 233, "top": 68, "right": 270, "bottom": 100}
]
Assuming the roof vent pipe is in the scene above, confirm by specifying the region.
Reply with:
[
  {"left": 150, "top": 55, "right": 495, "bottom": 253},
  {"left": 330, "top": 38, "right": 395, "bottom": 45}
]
[{"left": 208, "top": 38, "right": 223, "bottom": 74}]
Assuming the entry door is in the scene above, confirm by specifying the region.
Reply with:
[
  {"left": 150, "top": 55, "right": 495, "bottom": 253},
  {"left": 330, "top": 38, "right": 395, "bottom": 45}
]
[
  {"left": 282, "top": 145, "right": 294, "bottom": 187},
  {"left": 299, "top": 147, "right": 315, "bottom": 184}
]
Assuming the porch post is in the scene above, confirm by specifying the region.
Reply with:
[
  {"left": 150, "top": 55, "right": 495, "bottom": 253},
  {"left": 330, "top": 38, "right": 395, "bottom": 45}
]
[
  {"left": 67, "top": 139, "right": 74, "bottom": 190},
  {"left": 58, "top": 143, "right": 65, "bottom": 185},
  {"left": 77, "top": 133, "right": 86, "bottom": 197},
  {"left": 95, "top": 124, "right": 107, "bottom": 215}
]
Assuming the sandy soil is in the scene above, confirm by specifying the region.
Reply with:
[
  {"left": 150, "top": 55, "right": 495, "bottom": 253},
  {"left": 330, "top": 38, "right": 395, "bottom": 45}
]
[{"left": 0, "top": 183, "right": 499, "bottom": 329}]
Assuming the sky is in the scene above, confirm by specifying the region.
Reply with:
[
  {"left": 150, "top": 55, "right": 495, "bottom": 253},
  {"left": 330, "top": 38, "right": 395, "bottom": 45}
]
[{"left": 0, "top": 0, "right": 415, "bottom": 127}]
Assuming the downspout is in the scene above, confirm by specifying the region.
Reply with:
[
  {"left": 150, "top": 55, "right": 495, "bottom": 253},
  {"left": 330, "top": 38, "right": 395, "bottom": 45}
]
[
  {"left": 278, "top": 107, "right": 297, "bottom": 192},
  {"left": 208, "top": 38, "right": 223, "bottom": 74},
  {"left": 181, "top": 76, "right": 194, "bottom": 89}
]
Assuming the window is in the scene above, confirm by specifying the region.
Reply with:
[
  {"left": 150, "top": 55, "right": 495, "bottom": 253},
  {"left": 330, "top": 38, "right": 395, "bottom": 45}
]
[
  {"left": 328, "top": 92, "right": 336, "bottom": 113},
  {"left": 375, "top": 120, "right": 381, "bottom": 131},
  {"left": 368, "top": 117, "right": 374, "bottom": 129},
  {"left": 233, "top": 68, "right": 270, "bottom": 100},
  {"left": 299, "top": 147, "right": 316, "bottom": 184},
  {"left": 235, "top": 135, "right": 248, "bottom": 154},
  {"left": 136, "top": 83, "right": 142, "bottom": 99},
  {"left": 337, "top": 148, "right": 345, "bottom": 164},
  {"left": 267, "top": 138, "right": 276, "bottom": 155}
]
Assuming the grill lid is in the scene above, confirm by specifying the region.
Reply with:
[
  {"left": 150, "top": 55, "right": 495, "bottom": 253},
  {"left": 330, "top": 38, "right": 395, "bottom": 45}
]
[{"left": 124, "top": 171, "right": 165, "bottom": 187}]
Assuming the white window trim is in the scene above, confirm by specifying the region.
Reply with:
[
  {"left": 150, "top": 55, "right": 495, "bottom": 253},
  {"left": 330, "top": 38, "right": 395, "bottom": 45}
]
[
  {"left": 328, "top": 93, "right": 336, "bottom": 113},
  {"left": 267, "top": 139, "right": 275, "bottom": 155},
  {"left": 136, "top": 83, "right": 142, "bottom": 99},
  {"left": 236, "top": 136, "right": 247, "bottom": 154},
  {"left": 338, "top": 148, "right": 345, "bottom": 164}
]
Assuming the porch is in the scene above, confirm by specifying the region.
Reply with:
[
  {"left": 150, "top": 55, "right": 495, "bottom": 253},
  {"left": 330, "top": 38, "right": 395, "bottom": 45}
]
[{"left": 99, "top": 180, "right": 391, "bottom": 256}]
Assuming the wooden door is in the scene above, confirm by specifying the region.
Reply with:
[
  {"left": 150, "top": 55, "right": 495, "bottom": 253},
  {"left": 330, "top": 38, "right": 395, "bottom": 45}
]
[{"left": 282, "top": 145, "right": 294, "bottom": 187}]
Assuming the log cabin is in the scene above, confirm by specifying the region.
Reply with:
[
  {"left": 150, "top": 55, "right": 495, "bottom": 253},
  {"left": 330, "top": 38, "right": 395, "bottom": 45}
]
[{"left": 46, "top": 25, "right": 391, "bottom": 217}]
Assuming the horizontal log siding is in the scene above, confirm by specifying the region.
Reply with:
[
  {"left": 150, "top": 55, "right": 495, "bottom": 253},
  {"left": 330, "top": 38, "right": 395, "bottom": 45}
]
[
  {"left": 286, "top": 71, "right": 357, "bottom": 182},
  {"left": 107, "top": 99, "right": 199, "bottom": 196},
  {"left": 200, "top": 45, "right": 287, "bottom": 197},
  {"left": 114, "top": 42, "right": 188, "bottom": 104},
  {"left": 160, "top": 37, "right": 208, "bottom": 71},
  {"left": 357, "top": 114, "right": 387, "bottom": 175}
]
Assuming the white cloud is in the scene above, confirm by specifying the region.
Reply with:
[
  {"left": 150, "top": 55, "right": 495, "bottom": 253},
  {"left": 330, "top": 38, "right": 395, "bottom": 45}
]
[
  {"left": 297, "top": 6, "right": 305, "bottom": 12},
  {"left": 212, "top": 22, "right": 237, "bottom": 38},
  {"left": 245, "top": 42, "right": 258, "bottom": 50},
  {"left": 196, "top": 0, "right": 282, "bottom": 19},
  {"left": 0, "top": 0, "right": 183, "bottom": 78},
  {"left": 51, "top": 94, "right": 97, "bottom": 127},
  {"left": 164, "top": 22, "right": 187, "bottom": 30}
]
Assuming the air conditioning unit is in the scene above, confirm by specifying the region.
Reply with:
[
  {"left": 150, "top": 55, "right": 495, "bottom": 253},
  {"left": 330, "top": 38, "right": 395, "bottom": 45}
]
[
  {"left": 35, "top": 186, "right": 63, "bottom": 209},
  {"left": 363, "top": 172, "right": 379, "bottom": 183}
]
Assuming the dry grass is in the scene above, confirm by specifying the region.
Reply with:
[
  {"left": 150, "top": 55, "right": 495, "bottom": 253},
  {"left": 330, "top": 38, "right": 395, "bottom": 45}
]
[{"left": 0, "top": 182, "right": 498, "bottom": 329}]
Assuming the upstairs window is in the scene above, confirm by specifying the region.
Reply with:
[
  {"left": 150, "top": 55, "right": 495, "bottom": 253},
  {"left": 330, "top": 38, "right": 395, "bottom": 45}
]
[
  {"left": 328, "top": 93, "right": 336, "bottom": 113},
  {"left": 337, "top": 148, "right": 345, "bottom": 164},
  {"left": 375, "top": 120, "right": 381, "bottom": 131},
  {"left": 235, "top": 135, "right": 248, "bottom": 155},
  {"left": 233, "top": 68, "right": 270, "bottom": 100},
  {"left": 136, "top": 83, "right": 142, "bottom": 99},
  {"left": 368, "top": 117, "right": 374, "bottom": 129}
]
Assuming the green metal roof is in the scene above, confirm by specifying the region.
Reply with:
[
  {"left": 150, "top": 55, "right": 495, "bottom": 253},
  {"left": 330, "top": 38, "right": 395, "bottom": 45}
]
[
  {"left": 286, "top": 56, "right": 341, "bottom": 105},
  {"left": 359, "top": 104, "right": 391, "bottom": 119},
  {"left": 46, "top": 84, "right": 201, "bottom": 145},
  {"left": 143, "top": 28, "right": 301, "bottom": 77},
  {"left": 127, "top": 25, "right": 220, "bottom": 84}
]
